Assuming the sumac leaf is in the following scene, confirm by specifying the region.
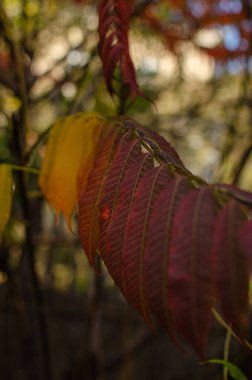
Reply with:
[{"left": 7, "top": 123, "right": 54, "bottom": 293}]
[
  {"left": 144, "top": 176, "right": 193, "bottom": 335},
  {"left": 75, "top": 116, "right": 252, "bottom": 356},
  {"left": 78, "top": 126, "right": 119, "bottom": 268},
  {"left": 239, "top": 219, "right": 252, "bottom": 272},
  {"left": 122, "top": 165, "right": 173, "bottom": 324},
  {"left": 215, "top": 184, "right": 252, "bottom": 208},
  {"left": 125, "top": 118, "right": 184, "bottom": 167},
  {"left": 98, "top": 0, "right": 140, "bottom": 97},
  {"left": 105, "top": 153, "right": 154, "bottom": 292},
  {"left": 99, "top": 133, "right": 143, "bottom": 258},
  {"left": 212, "top": 201, "right": 249, "bottom": 336},
  {"left": 168, "top": 187, "right": 217, "bottom": 355}
]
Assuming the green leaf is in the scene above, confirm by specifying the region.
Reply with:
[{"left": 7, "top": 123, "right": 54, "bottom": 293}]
[{"left": 207, "top": 359, "right": 247, "bottom": 380}]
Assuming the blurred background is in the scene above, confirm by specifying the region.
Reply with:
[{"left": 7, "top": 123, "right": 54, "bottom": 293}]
[{"left": 0, "top": 0, "right": 252, "bottom": 379}]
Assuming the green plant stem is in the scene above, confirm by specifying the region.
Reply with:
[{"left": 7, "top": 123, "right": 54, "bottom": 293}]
[
  {"left": 10, "top": 164, "right": 40, "bottom": 175},
  {"left": 224, "top": 328, "right": 232, "bottom": 380}
]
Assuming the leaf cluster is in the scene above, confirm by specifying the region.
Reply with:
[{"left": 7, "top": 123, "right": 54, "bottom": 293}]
[{"left": 77, "top": 115, "right": 252, "bottom": 356}]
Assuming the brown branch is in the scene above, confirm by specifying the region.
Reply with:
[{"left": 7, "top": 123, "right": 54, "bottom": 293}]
[
  {"left": 12, "top": 114, "right": 52, "bottom": 380},
  {"left": 0, "top": 4, "right": 52, "bottom": 380}
]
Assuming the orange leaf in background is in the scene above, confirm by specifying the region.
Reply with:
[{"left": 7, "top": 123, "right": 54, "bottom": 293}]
[
  {"left": 39, "top": 112, "right": 106, "bottom": 228},
  {"left": 0, "top": 164, "right": 13, "bottom": 237}
]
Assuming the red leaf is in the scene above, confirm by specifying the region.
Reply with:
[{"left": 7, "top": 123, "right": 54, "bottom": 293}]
[
  {"left": 168, "top": 187, "right": 217, "bottom": 355},
  {"left": 103, "top": 44, "right": 124, "bottom": 95},
  {"left": 98, "top": 0, "right": 140, "bottom": 97},
  {"left": 105, "top": 153, "right": 154, "bottom": 293},
  {"left": 144, "top": 176, "right": 193, "bottom": 336},
  {"left": 211, "top": 201, "right": 249, "bottom": 337},
  {"left": 99, "top": 133, "right": 143, "bottom": 258},
  {"left": 122, "top": 165, "right": 173, "bottom": 325},
  {"left": 124, "top": 118, "right": 185, "bottom": 167},
  {"left": 76, "top": 117, "right": 252, "bottom": 354},
  {"left": 78, "top": 126, "right": 119, "bottom": 268},
  {"left": 215, "top": 184, "right": 252, "bottom": 208},
  {"left": 239, "top": 219, "right": 252, "bottom": 272}
]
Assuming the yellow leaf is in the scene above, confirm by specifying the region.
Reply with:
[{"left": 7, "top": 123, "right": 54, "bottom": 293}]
[
  {"left": 0, "top": 164, "right": 13, "bottom": 236},
  {"left": 39, "top": 112, "right": 106, "bottom": 228}
]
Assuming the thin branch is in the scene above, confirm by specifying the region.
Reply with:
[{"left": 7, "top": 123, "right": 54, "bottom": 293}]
[
  {"left": 25, "top": 124, "right": 52, "bottom": 164},
  {"left": 232, "top": 143, "right": 252, "bottom": 186}
]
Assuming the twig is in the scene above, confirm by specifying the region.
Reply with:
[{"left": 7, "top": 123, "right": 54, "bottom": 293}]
[
  {"left": 232, "top": 143, "right": 252, "bottom": 186},
  {"left": 25, "top": 124, "right": 52, "bottom": 164}
]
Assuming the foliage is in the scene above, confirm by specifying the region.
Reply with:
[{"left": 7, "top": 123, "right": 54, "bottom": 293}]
[
  {"left": 0, "top": 0, "right": 252, "bottom": 379},
  {"left": 141, "top": 0, "right": 252, "bottom": 60},
  {"left": 98, "top": 0, "right": 140, "bottom": 98},
  {"left": 207, "top": 360, "right": 248, "bottom": 380},
  {"left": 39, "top": 112, "right": 106, "bottom": 227},
  {"left": 40, "top": 111, "right": 252, "bottom": 356}
]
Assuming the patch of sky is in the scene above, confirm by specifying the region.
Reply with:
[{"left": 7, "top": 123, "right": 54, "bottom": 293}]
[
  {"left": 227, "top": 58, "right": 244, "bottom": 74},
  {"left": 214, "top": 59, "right": 245, "bottom": 77},
  {"left": 188, "top": 0, "right": 207, "bottom": 17},
  {"left": 216, "top": 0, "right": 242, "bottom": 14},
  {"left": 221, "top": 25, "right": 241, "bottom": 51}
]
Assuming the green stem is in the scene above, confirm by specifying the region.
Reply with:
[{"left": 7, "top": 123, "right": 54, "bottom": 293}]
[
  {"left": 223, "top": 328, "right": 232, "bottom": 380},
  {"left": 10, "top": 164, "right": 40, "bottom": 175}
]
